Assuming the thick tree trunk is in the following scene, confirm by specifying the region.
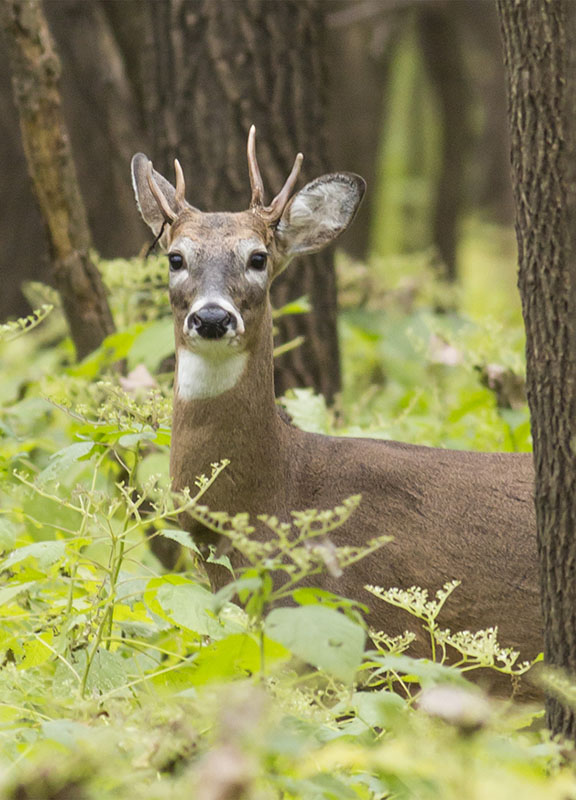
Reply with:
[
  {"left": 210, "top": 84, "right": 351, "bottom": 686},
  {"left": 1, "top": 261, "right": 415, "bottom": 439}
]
[
  {"left": 141, "top": 0, "right": 341, "bottom": 401},
  {"left": 498, "top": 0, "right": 576, "bottom": 739},
  {"left": 0, "top": 0, "right": 115, "bottom": 359},
  {"left": 418, "top": 3, "right": 470, "bottom": 283},
  {"left": 45, "top": 0, "right": 146, "bottom": 257}
]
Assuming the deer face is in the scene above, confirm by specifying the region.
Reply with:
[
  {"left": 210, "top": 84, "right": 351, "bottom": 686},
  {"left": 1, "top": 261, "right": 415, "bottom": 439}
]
[
  {"left": 159, "top": 210, "right": 277, "bottom": 355},
  {"left": 131, "top": 128, "right": 365, "bottom": 397}
]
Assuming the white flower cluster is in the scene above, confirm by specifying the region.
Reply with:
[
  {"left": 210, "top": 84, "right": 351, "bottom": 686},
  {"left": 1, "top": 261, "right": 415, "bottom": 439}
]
[
  {"left": 365, "top": 580, "right": 461, "bottom": 623},
  {"left": 434, "top": 627, "right": 532, "bottom": 674}
]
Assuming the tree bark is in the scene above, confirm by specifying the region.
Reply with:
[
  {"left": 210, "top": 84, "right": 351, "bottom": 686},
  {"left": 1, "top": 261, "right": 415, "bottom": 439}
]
[
  {"left": 498, "top": 0, "right": 576, "bottom": 739},
  {"left": 0, "top": 0, "right": 115, "bottom": 359},
  {"left": 418, "top": 2, "right": 470, "bottom": 283},
  {"left": 45, "top": 0, "right": 146, "bottom": 256},
  {"left": 140, "top": 0, "right": 341, "bottom": 401},
  {"left": 324, "top": 4, "right": 399, "bottom": 262},
  {"left": 461, "top": 0, "right": 514, "bottom": 226}
]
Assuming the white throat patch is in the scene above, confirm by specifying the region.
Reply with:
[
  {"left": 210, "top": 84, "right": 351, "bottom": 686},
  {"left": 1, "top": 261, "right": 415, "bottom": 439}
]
[{"left": 176, "top": 347, "right": 248, "bottom": 400}]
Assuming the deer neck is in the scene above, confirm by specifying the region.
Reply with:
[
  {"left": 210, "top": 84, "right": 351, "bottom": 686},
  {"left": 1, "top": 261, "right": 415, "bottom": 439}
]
[{"left": 170, "top": 304, "right": 287, "bottom": 499}]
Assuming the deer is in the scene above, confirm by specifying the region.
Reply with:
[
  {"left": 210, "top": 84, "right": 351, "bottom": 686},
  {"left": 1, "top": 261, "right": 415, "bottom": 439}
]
[{"left": 131, "top": 127, "right": 542, "bottom": 698}]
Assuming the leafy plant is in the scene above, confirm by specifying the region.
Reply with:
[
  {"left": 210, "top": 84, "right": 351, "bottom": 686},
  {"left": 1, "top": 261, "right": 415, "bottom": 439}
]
[
  {"left": 362, "top": 582, "right": 536, "bottom": 699},
  {"left": 1, "top": 254, "right": 574, "bottom": 800}
]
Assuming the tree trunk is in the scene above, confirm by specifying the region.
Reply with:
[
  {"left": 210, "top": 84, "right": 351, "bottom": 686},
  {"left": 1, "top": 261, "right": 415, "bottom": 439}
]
[
  {"left": 324, "top": 3, "right": 399, "bottom": 262},
  {"left": 461, "top": 0, "right": 514, "bottom": 226},
  {"left": 418, "top": 2, "right": 470, "bottom": 283},
  {"left": 498, "top": 0, "right": 576, "bottom": 739},
  {"left": 45, "top": 0, "right": 147, "bottom": 258},
  {"left": 140, "top": 0, "right": 341, "bottom": 401},
  {"left": 0, "top": 0, "right": 115, "bottom": 359}
]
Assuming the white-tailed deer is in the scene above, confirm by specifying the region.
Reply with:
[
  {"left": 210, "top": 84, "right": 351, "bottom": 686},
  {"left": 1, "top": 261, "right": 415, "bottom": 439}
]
[{"left": 131, "top": 128, "right": 541, "bottom": 696}]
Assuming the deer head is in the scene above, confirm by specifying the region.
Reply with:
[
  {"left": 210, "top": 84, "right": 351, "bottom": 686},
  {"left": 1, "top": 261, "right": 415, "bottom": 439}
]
[{"left": 131, "top": 127, "right": 365, "bottom": 399}]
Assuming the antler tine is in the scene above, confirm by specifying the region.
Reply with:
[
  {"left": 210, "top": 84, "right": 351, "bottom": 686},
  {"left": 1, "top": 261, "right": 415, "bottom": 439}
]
[
  {"left": 174, "top": 158, "right": 186, "bottom": 210},
  {"left": 146, "top": 161, "right": 177, "bottom": 223},
  {"left": 248, "top": 125, "right": 265, "bottom": 208},
  {"left": 246, "top": 126, "right": 304, "bottom": 221},
  {"left": 267, "top": 151, "right": 304, "bottom": 221}
]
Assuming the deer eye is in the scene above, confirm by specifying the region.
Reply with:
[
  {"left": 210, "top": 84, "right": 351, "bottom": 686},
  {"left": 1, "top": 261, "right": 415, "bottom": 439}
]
[
  {"left": 248, "top": 252, "right": 267, "bottom": 271},
  {"left": 168, "top": 252, "right": 184, "bottom": 271}
]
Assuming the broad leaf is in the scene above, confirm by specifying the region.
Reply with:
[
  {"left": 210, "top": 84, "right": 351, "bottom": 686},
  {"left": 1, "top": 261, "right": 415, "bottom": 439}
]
[
  {"left": 38, "top": 441, "right": 96, "bottom": 483},
  {"left": 1, "top": 540, "right": 67, "bottom": 571},
  {"left": 0, "top": 581, "right": 35, "bottom": 607},
  {"left": 128, "top": 318, "right": 174, "bottom": 371},
  {"left": 72, "top": 648, "right": 130, "bottom": 693},
  {"left": 265, "top": 605, "right": 365, "bottom": 683},
  {"left": 117, "top": 430, "right": 156, "bottom": 448},
  {"left": 155, "top": 581, "right": 225, "bottom": 638},
  {"left": 281, "top": 388, "right": 332, "bottom": 434},
  {"left": 191, "top": 632, "right": 289, "bottom": 685},
  {"left": 158, "top": 529, "right": 192, "bottom": 548}
]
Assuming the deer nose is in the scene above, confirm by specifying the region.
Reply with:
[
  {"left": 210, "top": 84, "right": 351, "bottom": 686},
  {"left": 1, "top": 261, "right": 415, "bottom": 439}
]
[{"left": 188, "top": 304, "right": 234, "bottom": 339}]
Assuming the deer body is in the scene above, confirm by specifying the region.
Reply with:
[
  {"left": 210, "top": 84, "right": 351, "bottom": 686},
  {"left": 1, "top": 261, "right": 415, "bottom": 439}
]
[
  {"left": 173, "top": 367, "right": 538, "bottom": 664},
  {"left": 132, "top": 129, "right": 541, "bottom": 696}
]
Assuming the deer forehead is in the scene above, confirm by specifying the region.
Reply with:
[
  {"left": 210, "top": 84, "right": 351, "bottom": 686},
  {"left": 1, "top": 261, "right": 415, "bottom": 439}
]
[{"left": 169, "top": 211, "right": 274, "bottom": 252}]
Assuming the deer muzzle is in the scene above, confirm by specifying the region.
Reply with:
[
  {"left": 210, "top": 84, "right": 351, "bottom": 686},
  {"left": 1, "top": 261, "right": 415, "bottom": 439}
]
[{"left": 187, "top": 304, "right": 237, "bottom": 340}]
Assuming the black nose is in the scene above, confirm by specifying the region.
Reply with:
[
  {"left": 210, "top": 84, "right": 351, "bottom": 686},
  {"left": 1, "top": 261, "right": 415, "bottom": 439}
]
[{"left": 188, "top": 304, "right": 234, "bottom": 339}]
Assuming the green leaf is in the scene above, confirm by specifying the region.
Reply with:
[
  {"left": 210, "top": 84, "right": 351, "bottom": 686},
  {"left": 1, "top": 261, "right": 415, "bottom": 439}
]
[
  {"left": 151, "top": 665, "right": 200, "bottom": 693},
  {"left": 1, "top": 540, "right": 66, "bottom": 572},
  {"left": 117, "top": 430, "right": 156, "bottom": 448},
  {"left": 191, "top": 634, "right": 261, "bottom": 684},
  {"left": 265, "top": 606, "right": 366, "bottom": 683},
  {"left": 138, "top": 451, "right": 171, "bottom": 488},
  {"left": 128, "top": 318, "right": 174, "bottom": 371},
  {"left": 155, "top": 581, "right": 225, "bottom": 638},
  {"left": 158, "top": 529, "right": 192, "bottom": 548},
  {"left": 292, "top": 587, "right": 369, "bottom": 615},
  {"left": 367, "top": 653, "right": 468, "bottom": 687},
  {"left": 38, "top": 441, "right": 96, "bottom": 483},
  {"left": 68, "top": 327, "right": 143, "bottom": 378},
  {"left": 21, "top": 492, "right": 82, "bottom": 536},
  {"left": 281, "top": 388, "right": 331, "bottom": 434},
  {"left": 347, "top": 690, "right": 407, "bottom": 729},
  {"left": 72, "top": 648, "right": 129, "bottom": 693},
  {"left": 273, "top": 295, "right": 311, "bottom": 318},
  {"left": 213, "top": 577, "right": 262, "bottom": 608},
  {"left": 41, "top": 719, "right": 95, "bottom": 748},
  {"left": 19, "top": 632, "right": 54, "bottom": 668},
  {"left": 0, "top": 581, "right": 35, "bottom": 607},
  {"left": 0, "top": 518, "right": 19, "bottom": 550},
  {"left": 206, "top": 548, "right": 233, "bottom": 571},
  {"left": 302, "top": 773, "right": 359, "bottom": 800},
  {"left": 191, "top": 633, "right": 289, "bottom": 684}
]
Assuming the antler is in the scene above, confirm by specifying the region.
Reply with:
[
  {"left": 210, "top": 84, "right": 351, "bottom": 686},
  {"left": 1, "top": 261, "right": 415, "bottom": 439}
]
[
  {"left": 174, "top": 158, "right": 186, "bottom": 209},
  {"left": 146, "top": 158, "right": 188, "bottom": 224},
  {"left": 247, "top": 125, "right": 303, "bottom": 222}
]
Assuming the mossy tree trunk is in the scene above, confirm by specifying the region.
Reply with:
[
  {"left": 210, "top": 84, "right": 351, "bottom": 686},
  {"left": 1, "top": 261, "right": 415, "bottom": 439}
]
[
  {"left": 498, "top": 0, "right": 576, "bottom": 740},
  {"left": 1, "top": 0, "right": 114, "bottom": 359}
]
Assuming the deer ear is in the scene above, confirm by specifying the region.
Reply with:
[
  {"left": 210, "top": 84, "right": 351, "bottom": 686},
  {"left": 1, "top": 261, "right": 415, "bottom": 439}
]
[
  {"left": 276, "top": 173, "right": 366, "bottom": 256},
  {"left": 131, "top": 152, "right": 178, "bottom": 236}
]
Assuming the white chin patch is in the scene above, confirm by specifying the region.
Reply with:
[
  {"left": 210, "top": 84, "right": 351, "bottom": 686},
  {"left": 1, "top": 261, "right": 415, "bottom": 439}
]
[{"left": 176, "top": 347, "right": 248, "bottom": 400}]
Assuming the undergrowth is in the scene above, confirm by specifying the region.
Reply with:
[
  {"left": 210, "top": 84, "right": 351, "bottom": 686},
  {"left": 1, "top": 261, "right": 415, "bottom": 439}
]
[{"left": 0, "top": 247, "right": 574, "bottom": 799}]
